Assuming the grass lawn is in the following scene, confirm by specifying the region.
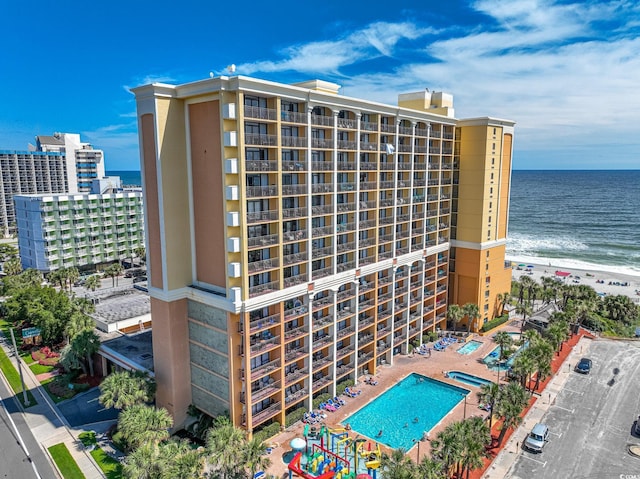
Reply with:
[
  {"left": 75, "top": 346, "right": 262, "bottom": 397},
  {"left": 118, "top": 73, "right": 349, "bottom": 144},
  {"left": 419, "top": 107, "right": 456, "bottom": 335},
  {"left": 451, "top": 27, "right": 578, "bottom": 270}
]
[
  {"left": 29, "top": 362, "right": 55, "bottom": 375},
  {"left": 0, "top": 344, "right": 36, "bottom": 408},
  {"left": 48, "top": 443, "right": 86, "bottom": 479},
  {"left": 90, "top": 448, "right": 123, "bottom": 479}
]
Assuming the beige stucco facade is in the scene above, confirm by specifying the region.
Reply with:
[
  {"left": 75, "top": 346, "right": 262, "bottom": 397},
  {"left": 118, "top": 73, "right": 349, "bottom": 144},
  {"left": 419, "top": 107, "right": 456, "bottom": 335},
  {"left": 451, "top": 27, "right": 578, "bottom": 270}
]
[{"left": 132, "top": 76, "right": 514, "bottom": 433}]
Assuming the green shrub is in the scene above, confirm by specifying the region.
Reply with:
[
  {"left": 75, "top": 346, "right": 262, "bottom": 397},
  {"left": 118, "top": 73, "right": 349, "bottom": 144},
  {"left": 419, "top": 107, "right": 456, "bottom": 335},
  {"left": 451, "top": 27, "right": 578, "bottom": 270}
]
[
  {"left": 312, "top": 393, "right": 331, "bottom": 410},
  {"left": 336, "top": 379, "right": 353, "bottom": 396},
  {"left": 285, "top": 407, "right": 307, "bottom": 427},
  {"left": 78, "top": 431, "right": 97, "bottom": 447},
  {"left": 480, "top": 314, "right": 509, "bottom": 332},
  {"left": 253, "top": 421, "right": 281, "bottom": 444}
]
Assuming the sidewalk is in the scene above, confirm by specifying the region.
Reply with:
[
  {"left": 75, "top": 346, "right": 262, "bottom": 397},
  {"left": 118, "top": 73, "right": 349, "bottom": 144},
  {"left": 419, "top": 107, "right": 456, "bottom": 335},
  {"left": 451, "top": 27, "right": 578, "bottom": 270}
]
[
  {"left": 0, "top": 334, "right": 106, "bottom": 479},
  {"left": 482, "top": 335, "right": 592, "bottom": 479}
]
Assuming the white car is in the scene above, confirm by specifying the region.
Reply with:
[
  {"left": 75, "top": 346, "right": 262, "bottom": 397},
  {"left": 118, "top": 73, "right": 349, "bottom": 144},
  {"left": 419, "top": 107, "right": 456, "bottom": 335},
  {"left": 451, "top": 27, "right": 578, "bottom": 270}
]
[{"left": 524, "top": 423, "right": 549, "bottom": 453}]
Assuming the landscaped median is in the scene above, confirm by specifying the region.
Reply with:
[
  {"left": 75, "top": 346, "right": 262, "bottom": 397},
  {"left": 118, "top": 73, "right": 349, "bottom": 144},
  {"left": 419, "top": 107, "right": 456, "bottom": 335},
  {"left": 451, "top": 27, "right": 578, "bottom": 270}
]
[{"left": 48, "top": 443, "right": 85, "bottom": 479}]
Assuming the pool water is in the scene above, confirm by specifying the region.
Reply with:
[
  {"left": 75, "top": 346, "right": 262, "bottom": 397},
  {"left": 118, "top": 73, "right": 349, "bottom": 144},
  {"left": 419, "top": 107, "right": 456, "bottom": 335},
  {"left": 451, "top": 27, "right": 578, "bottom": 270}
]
[
  {"left": 342, "top": 373, "right": 469, "bottom": 450},
  {"left": 482, "top": 342, "right": 529, "bottom": 371},
  {"left": 446, "top": 371, "right": 494, "bottom": 388},
  {"left": 457, "top": 340, "right": 483, "bottom": 355}
]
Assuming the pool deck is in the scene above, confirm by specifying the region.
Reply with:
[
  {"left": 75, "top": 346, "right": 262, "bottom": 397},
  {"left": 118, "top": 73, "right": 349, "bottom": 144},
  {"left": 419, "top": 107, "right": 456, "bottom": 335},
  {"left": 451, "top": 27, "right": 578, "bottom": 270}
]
[{"left": 264, "top": 324, "right": 520, "bottom": 476}]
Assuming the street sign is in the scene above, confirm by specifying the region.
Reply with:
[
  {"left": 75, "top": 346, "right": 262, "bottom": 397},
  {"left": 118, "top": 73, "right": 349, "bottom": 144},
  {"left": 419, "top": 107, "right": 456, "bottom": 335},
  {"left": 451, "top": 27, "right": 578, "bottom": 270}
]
[{"left": 21, "top": 327, "right": 41, "bottom": 338}]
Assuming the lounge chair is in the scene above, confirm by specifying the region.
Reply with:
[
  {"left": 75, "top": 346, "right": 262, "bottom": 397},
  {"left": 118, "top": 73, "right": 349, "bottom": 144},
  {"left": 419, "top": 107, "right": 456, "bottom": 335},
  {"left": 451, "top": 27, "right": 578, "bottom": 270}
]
[
  {"left": 334, "top": 396, "right": 346, "bottom": 406},
  {"left": 365, "top": 377, "right": 378, "bottom": 386},
  {"left": 345, "top": 386, "right": 362, "bottom": 397},
  {"left": 327, "top": 399, "right": 341, "bottom": 409},
  {"left": 322, "top": 402, "right": 337, "bottom": 412}
]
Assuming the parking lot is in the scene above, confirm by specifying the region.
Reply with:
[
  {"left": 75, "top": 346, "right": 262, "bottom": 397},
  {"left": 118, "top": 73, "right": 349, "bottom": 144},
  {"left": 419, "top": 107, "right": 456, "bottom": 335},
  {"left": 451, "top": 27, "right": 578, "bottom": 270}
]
[{"left": 508, "top": 339, "right": 640, "bottom": 479}]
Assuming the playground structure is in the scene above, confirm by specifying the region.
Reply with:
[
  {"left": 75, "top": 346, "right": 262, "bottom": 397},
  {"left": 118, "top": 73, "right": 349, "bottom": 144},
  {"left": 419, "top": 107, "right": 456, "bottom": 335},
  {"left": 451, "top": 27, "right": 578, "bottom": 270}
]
[{"left": 288, "top": 427, "right": 381, "bottom": 479}]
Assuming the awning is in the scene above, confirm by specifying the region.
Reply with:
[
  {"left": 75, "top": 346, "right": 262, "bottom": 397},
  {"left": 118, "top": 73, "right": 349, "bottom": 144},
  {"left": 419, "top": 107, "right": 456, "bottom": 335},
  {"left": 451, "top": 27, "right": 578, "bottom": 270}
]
[{"left": 555, "top": 271, "right": 571, "bottom": 277}]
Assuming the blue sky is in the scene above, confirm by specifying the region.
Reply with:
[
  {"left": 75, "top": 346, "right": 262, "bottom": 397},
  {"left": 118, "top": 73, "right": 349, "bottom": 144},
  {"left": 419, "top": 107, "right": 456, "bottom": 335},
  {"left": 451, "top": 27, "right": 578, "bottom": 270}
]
[{"left": 1, "top": 0, "right": 639, "bottom": 170}]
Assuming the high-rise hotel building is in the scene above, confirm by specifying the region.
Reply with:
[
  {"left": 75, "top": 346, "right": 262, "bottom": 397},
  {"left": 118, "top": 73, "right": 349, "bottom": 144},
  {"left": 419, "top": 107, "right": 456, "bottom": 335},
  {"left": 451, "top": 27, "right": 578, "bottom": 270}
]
[
  {"left": 0, "top": 133, "right": 105, "bottom": 235},
  {"left": 132, "top": 75, "right": 514, "bottom": 432}
]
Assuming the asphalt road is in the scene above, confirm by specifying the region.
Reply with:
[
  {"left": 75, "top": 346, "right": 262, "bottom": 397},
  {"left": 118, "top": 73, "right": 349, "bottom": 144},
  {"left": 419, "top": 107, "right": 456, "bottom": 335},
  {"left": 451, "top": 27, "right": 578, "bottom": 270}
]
[
  {"left": 0, "top": 380, "right": 57, "bottom": 479},
  {"left": 508, "top": 339, "right": 640, "bottom": 479}
]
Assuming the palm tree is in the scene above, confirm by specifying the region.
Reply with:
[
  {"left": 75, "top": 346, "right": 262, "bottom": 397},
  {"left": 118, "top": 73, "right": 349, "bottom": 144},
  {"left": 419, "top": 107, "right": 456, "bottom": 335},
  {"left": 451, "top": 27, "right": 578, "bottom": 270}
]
[
  {"left": 446, "top": 304, "right": 464, "bottom": 332},
  {"left": 493, "top": 331, "right": 514, "bottom": 384},
  {"left": 206, "top": 417, "right": 250, "bottom": 479},
  {"left": 64, "top": 311, "right": 94, "bottom": 343},
  {"left": 83, "top": 274, "right": 101, "bottom": 292},
  {"left": 511, "top": 349, "right": 536, "bottom": 392},
  {"left": 122, "top": 443, "right": 162, "bottom": 479},
  {"left": 416, "top": 456, "right": 445, "bottom": 479},
  {"left": 462, "top": 303, "right": 480, "bottom": 333},
  {"left": 380, "top": 448, "right": 415, "bottom": 479},
  {"left": 4, "top": 257, "right": 23, "bottom": 276},
  {"left": 431, "top": 422, "right": 464, "bottom": 478},
  {"left": 134, "top": 246, "right": 146, "bottom": 265},
  {"left": 160, "top": 439, "right": 206, "bottom": 479},
  {"left": 546, "top": 320, "right": 569, "bottom": 355},
  {"left": 460, "top": 416, "right": 491, "bottom": 479},
  {"left": 516, "top": 303, "right": 532, "bottom": 332},
  {"left": 495, "top": 292, "right": 511, "bottom": 316},
  {"left": 118, "top": 404, "right": 172, "bottom": 450},
  {"left": 243, "top": 436, "right": 272, "bottom": 479},
  {"left": 495, "top": 382, "right": 529, "bottom": 446},
  {"left": 70, "top": 330, "right": 101, "bottom": 376},
  {"left": 99, "top": 370, "right": 155, "bottom": 410},
  {"left": 477, "top": 382, "right": 500, "bottom": 429},
  {"left": 66, "top": 267, "right": 79, "bottom": 291}
]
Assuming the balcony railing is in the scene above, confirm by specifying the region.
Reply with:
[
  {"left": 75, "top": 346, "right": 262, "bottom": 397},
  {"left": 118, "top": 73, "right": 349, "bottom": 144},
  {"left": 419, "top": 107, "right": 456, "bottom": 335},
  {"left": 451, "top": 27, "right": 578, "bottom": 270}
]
[
  {"left": 337, "top": 162, "right": 356, "bottom": 171},
  {"left": 246, "top": 160, "right": 277, "bottom": 171},
  {"left": 312, "top": 245, "right": 334, "bottom": 259},
  {"left": 247, "top": 210, "right": 279, "bottom": 223},
  {"left": 312, "top": 184, "right": 334, "bottom": 194},
  {"left": 311, "top": 115, "right": 333, "bottom": 126},
  {"left": 284, "top": 274, "right": 307, "bottom": 288},
  {"left": 312, "top": 266, "right": 333, "bottom": 279},
  {"left": 248, "top": 258, "right": 279, "bottom": 273},
  {"left": 284, "top": 324, "right": 307, "bottom": 341},
  {"left": 282, "top": 184, "right": 307, "bottom": 195},
  {"left": 248, "top": 233, "right": 278, "bottom": 249},
  {"left": 360, "top": 161, "right": 378, "bottom": 170},
  {"left": 283, "top": 230, "right": 307, "bottom": 242},
  {"left": 249, "top": 280, "right": 280, "bottom": 298},
  {"left": 281, "top": 110, "right": 307, "bottom": 123},
  {"left": 283, "top": 206, "right": 307, "bottom": 219},
  {"left": 282, "top": 160, "right": 307, "bottom": 171},
  {"left": 312, "top": 161, "right": 333, "bottom": 171},
  {"left": 312, "top": 225, "right": 333, "bottom": 237},
  {"left": 249, "top": 335, "right": 280, "bottom": 355},
  {"left": 246, "top": 186, "right": 277, "bottom": 197},
  {"left": 248, "top": 312, "right": 281, "bottom": 333},
  {"left": 245, "top": 134, "right": 277, "bottom": 146},
  {"left": 282, "top": 136, "right": 308, "bottom": 148},
  {"left": 245, "top": 401, "right": 281, "bottom": 427},
  {"left": 311, "top": 138, "right": 333, "bottom": 149},
  {"left": 244, "top": 105, "right": 277, "bottom": 120}
]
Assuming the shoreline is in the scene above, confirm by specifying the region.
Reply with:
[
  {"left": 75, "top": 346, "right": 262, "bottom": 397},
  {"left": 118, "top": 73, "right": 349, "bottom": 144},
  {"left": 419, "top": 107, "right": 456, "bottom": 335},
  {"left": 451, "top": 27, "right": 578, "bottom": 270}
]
[
  {"left": 506, "top": 254, "right": 640, "bottom": 279},
  {"left": 509, "top": 259, "right": 640, "bottom": 303}
]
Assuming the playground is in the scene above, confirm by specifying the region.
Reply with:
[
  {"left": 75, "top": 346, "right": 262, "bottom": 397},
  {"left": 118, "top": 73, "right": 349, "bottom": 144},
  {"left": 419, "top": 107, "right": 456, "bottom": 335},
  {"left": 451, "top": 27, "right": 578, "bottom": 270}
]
[{"left": 286, "top": 425, "right": 381, "bottom": 479}]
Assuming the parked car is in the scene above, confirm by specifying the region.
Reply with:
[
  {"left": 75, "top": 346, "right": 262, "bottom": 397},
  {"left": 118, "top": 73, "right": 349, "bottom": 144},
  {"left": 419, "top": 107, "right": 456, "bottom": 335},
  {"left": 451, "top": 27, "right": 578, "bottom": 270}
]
[
  {"left": 524, "top": 423, "right": 549, "bottom": 453},
  {"left": 133, "top": 276, "right": 147, "bottom": 283},
  {"left": 575, "top": 357, "right": 592, "bottom": 374},
  {"left": 125, "top": 268, "right": 146, "bottom": 278}
]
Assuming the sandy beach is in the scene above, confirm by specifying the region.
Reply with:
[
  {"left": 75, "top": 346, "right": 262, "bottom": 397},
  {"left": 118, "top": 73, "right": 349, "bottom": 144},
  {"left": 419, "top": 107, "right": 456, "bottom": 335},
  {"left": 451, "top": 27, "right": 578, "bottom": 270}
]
[{"left": 509, "top": 260, "right": 640, "bottom": 304}]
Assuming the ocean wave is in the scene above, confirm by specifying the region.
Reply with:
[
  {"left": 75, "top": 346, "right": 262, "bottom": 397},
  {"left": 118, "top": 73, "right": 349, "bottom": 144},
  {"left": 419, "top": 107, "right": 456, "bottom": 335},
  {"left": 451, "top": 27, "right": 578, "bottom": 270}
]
[
  {"left": 505, "top": 254, "right": 640, "bottom": 278},
  {"left": 506, "top": 233, "right": 589, "bottom": 253}
]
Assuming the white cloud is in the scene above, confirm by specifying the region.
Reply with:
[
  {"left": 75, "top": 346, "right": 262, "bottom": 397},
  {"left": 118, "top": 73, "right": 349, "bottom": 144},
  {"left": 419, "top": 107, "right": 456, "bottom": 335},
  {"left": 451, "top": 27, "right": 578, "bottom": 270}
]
[{"left": 238, "top": 22, "right": 433, "bottom": 75}]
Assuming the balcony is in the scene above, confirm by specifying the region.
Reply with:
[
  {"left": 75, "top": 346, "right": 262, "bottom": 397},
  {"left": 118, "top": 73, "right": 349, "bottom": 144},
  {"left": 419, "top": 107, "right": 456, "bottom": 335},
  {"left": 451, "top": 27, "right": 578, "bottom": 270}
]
[
  {"left": 359, "top": 315, "right": 375, "bottom": 328},
  {"left": 337, "top": 241, "right": 355, "bottom": 252},
  {"left": 284, "top": 274, "right": 307, "bottom": 288},
  {"left": 284, "top": 324, "right": 307, "bottom": 341},
  {"left": 283, "top": 252, "right": 308, "bottom": 266},
  {"left": 360, "top": 142, "right": 377, "bottom": 151},
  {"left": 359, "top": 218, "right": 376, "bottom": 229},
  {"left": 248, "top": 313, "right": 281, "bottom": 334},
  {"left": 249, "top": 280, "right": 280, "bottom": 298},
  {"left": 312, "top": 375, "right": 332, "bottom": 391},
  {"left": 246, "top": 185, "right": 277, "bottom": 197},
  {"left": 337, "top": 140, "right": 357, "bottom": 150},
  {"left": 338, "top": 182, "right": 356, "bottom": 192},
  {"left": 247, "top": 210, "right": 279, "bottom": 224},
  {"left": 246, "top": 160, "right": 277, "bottom": 172},
  {"left": 282, "top": 184, "right": 307, "bottom": 195},
  {"left": 249, "top": 335, "right": 280, "bottom": 355},
  {"left": 245, "top": 133, "right": 278, "bottom": 146},
  {"left": 311, "top": 115, "right": 333, "bottom": 127},
  {"left": 312, "top": 225, "right": 333, "bottom": 237},
  {"left": 311, "top": 138, "right": 333, "bottom": 149},
  {"left": 336, "top": 203, "right": 355, "bottom": 213},
  {"left": 284, "top": 367, "right": 309, "bottom": 385},
  {"left": 312, "top": 335, "right": 333, "bottom": 352},
  {"left": 283, "top": 230, "right": 307, "bottom": 242},
  {"left": 282, "top": 160, "right": 307, "bottom": 171},
  {"left": 245, "top": 401, "right": 281, "bottom": 427},
  {"left": 281, "top": 110, "right": 307, "bottom": 123},
  {"left": 312, "top": 245, "right": 334, "bottom": 259},
  {"left": 248, "top": 258, "right": 279, "bottom": 273},
  {"left": 312, "top": 184, "right": 333, "bottom": 194},
  {"left": 312, "top": 266, "right": 333, "bottom": 279},
  {"left": 335, "top": 363, "right": 355, "bottom": 378},
  {"left": 337, "top": 161, "right": 356, "bottom": 171},
  {"left": 311, "top": 161, "right": 333, "bottom": 171},
  {"left": 248, "top": 233, "right": 279, "bottom": 249},
  {"left": 312, "top": 313, "right": 333, "bottom": 331},
  {"left": 337, "top": 261, "right": 355, "bottom": 273},
  {"left": 283, "top": 206, "right": 308, "bottom": 219},
  {"left": 360, "top": 161, "right": 378, "bottom": 170},
  {"left": 244, "top": 105, "right": 277, "bottom": 120},
  {"left": 336, "top": 344, "right": 355, "bottom": 360},
  {"left": 285, "top": 347, "right": 308, "bottom": 363},
  {"left": 359, "top": 255, "right": 376, "bottom": 266},
  {"left": 280, "top": 136, "right": 307, "bottom": 148}
]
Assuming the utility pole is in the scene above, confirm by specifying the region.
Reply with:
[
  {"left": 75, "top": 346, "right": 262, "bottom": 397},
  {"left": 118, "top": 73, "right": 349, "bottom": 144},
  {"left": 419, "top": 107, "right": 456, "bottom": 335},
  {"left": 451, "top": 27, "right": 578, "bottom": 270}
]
[{"left": 9, "top": 328, "right": 29, "bottom": 406}]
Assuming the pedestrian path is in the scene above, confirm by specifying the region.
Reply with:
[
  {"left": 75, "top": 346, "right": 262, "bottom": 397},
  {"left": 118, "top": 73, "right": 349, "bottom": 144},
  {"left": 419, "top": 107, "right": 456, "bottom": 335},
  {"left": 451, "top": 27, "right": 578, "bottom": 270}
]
[{"left": 0, "top": 334, "right": 107, "bottom": 479}]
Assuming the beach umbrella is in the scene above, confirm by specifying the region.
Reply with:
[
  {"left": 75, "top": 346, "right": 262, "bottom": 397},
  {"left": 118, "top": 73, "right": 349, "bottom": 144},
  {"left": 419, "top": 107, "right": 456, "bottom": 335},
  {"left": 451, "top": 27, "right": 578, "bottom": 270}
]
[
  {"left": 527, "top": 265, "right": 534, "bottom": 269},
  {"left": 518, "top": 264, "right": 526, "bottom": 267},
  {"left": 290, "top": 437, "right": 306, "bottom": 451}
]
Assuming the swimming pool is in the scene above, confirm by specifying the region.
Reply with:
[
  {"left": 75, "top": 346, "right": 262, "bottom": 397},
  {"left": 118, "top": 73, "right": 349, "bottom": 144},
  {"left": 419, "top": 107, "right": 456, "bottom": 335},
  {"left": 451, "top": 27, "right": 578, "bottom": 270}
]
[
  {"left": 482, "top": 342, "right": 529, "bottom": 371},
  {"left": 342, "top": 373, "right": 469, "bottom": 450},
  {"left": 457, "top": 340, "right": 483, "bottom": 355},
  {"left": 446, "top": 371, "right": 494, "bottom": 388}
]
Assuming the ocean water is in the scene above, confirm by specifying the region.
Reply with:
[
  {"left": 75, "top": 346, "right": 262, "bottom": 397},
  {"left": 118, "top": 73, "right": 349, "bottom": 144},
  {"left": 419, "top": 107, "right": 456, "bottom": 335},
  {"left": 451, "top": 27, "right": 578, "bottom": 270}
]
[
  {"left": 107, "top": 170, "right": 142, "bottom": 186},
  {"left": 507, "top": 170, "right": 640, "bottom": 276},
  {"left": 106, "top": 169, "right": 640, "bottom": 276}
]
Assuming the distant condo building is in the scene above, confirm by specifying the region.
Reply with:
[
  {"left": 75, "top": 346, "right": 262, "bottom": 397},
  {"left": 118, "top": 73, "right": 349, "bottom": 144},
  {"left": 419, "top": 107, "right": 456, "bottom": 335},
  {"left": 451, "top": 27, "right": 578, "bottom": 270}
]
[
  {"left": 132, "top": 75, "right": 514, "bottom": 432},
  {"left": 0, "top": 132, "right": 105, "bottom": 236},
  {"left": 14, "top": 191, "right": 145, "bottom": 272}
]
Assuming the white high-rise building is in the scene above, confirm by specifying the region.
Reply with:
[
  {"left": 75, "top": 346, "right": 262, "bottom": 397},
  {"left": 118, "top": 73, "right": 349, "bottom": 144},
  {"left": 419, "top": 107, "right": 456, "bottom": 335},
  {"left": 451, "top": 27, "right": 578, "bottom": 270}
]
[{"left": 0, "top": 133, "right": 106, "bottom": 236}]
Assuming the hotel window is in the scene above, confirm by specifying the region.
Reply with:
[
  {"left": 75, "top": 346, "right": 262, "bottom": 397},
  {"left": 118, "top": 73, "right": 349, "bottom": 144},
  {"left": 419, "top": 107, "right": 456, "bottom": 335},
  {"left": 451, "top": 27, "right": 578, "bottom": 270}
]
[
  {"left": 282, "top": 101, "right": 298, "bottom": 112},
  {"left": 245, "top": 122, "right": 266, "bottom": 135},
  {"left": 246, "top": 148, "right": 268, "bottom": 160},
  {"left": 244, "top": 95, "right": 266, "bottom": 108},
  {"left": 282, "top": 150, "right": 299, "bottom": 161}
]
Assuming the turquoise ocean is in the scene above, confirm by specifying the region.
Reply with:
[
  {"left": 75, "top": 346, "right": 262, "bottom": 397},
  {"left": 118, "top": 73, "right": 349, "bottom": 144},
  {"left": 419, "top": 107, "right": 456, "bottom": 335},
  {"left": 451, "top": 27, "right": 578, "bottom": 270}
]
[{"left": 108, "top": 169, "right": 640, "bottom": 276}]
